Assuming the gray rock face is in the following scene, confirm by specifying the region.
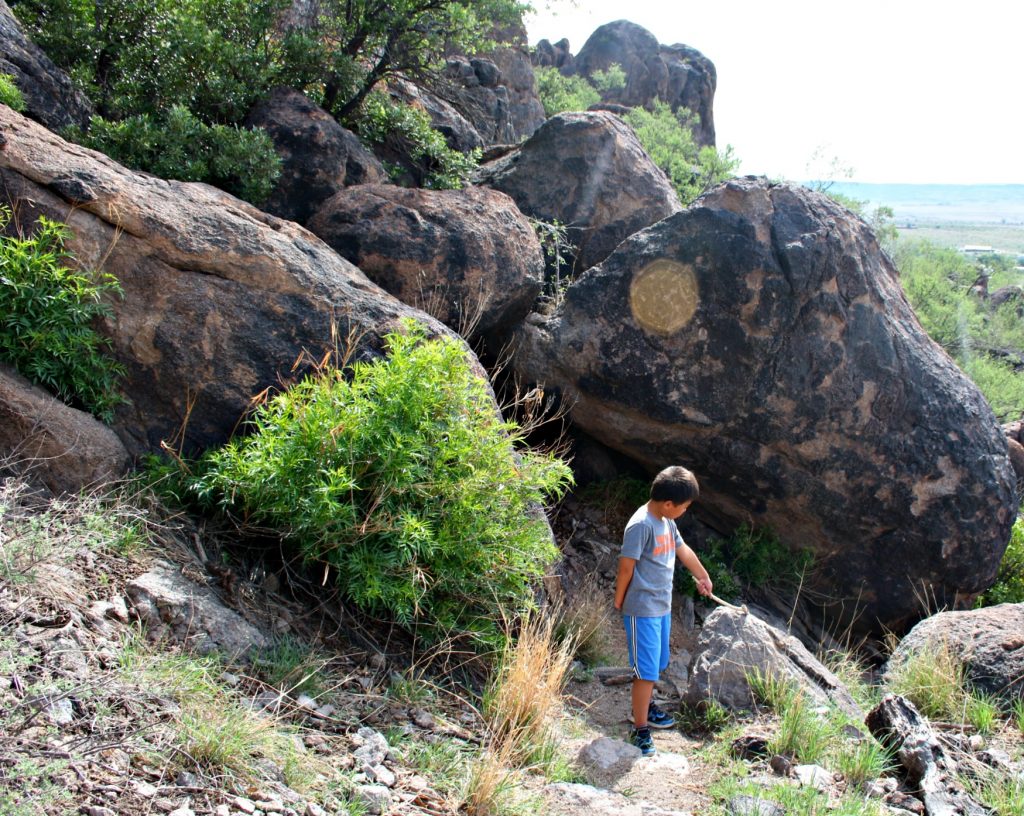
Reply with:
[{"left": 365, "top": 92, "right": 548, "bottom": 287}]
[
  {"left": 685, "top": 608, "right": 860, "bottom": 717},
  {"left": 532, "top": 38, "right": 574, "bottom": 71},
  {"left": 884, "top": 604, "right": 1024, "bottom": 704},
  {"left": 512, "top": 177, "right": 1016, "bottom": 632},
  {"left": 307, "top": 184, "right": 543, "bottom": 338},
  {"left": 126, "top": 562, "right": 268, "bottom": 655},
  {"left": 573, "top": 20, "right": 716, "bottom": 147},
  {"left": 0, "top": 0, "right": 92, "bottom": 132},
  {"left": 476, "top": 110, "right": 682, "bottom": 273},
  {"left": 473, "top": 20, "right": 547, "bottom": 142},
  {"left": 245, "top": 86, "right": 386, "bottom": 225},
  {"left": 0, "top": 364, "right": 129, "bottom": 495},
  {"left": 0, "top": 106, "right": 459, "bottom": 458},
  {"left": 577, "top": 737, "right": 641, "bottom": 781}
]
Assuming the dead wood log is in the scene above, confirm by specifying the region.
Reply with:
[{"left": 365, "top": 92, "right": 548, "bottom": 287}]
[{"left": 865, "top": 694, "right": 987, "bottom": 816}]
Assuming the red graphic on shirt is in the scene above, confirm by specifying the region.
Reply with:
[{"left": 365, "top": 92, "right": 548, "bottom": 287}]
[{"left": 652, "top": 532, "right": 675, "bottom": 558}]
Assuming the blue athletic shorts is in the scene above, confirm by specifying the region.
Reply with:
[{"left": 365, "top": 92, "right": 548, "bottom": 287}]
[{"left": 623, "top": 612, "right": 672, "bottom": 681}]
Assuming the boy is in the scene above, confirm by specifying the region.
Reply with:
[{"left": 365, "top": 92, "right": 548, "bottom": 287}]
[{"left": 614, "top": 465, "right": 713, "bottom": 757}]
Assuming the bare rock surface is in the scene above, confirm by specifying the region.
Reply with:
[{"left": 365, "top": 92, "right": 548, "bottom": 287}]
[
  {"left": 0, "top": 363, "right": 129, "bottom": 494},
  {"left": 126, "top": 561, "right": 268, "bottom": 655},
  {"left": 685, "top": 608, "right": 860, "bottom": 716},
  {"left": 0, "top": 106, "right": 458, "bottom": 458},
  {"left": 512, "top": 176, "right": 1016, "bottom": 632},
  {"left": 572, "top": 20, "right": 716, "bottom": 146},
  {"left": 476, "top": 110, "right": 681, "bottom": 273},
  {"left": 0, "top": 0, "right": 92, "bottom": 131},
  {"left": 245, "top": 86, "right": 386, "bottom": 225},
  {"left": 308, "top": 184, "right": 543, "bottom": 337},
  {"left": 444, "top": 19, "right": 546, "bottom": 144},
  {"left": 884, "top": 603, "right": 1024, "bottom": 704},
  {"left": 545, "top": 783, "right": 692, "bottom": 816}
]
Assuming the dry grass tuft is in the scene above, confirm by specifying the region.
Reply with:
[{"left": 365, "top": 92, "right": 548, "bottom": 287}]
[{"left": 483, "top": 613, "right": 575, "bottom": 769}]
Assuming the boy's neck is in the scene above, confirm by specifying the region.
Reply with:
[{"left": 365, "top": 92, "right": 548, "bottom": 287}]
[{"left": 647, "top": 499, "right": 670, "bottom": 520}]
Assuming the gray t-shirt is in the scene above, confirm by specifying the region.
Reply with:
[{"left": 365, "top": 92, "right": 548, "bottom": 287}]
[{"left": 620, "top": 504, "right": 683, "bottom": 617}]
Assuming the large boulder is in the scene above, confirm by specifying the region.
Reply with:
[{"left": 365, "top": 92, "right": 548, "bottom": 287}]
[
  {"left": 573, "top": 20, "right": 716, "bottom": 147},
  {"left": 0, "top": 364, "right": 130, "bottom": 495},
  {"left": 0, "top": 106, "right": 458, "bottom": 458},
  {"left": 512, "top": 177, "right": 1016, "bottom": 632},
  {"left": 475, "top": 111, "right": 682, "bottom": 273},
  {"left": 685, "top": 608, "right": 861, "bottom": 717},
  {"left": 884, "top": 604, "right": 1024, "bottom": 704},
  {"left": 245, "top": 86, "right": 386, "bottom": 225},
  {"left": 307, "top": 184, "right": 543, "bottom": 339},
  {"left": 0, "top": 0, "right": 91, "bottom": 132}
]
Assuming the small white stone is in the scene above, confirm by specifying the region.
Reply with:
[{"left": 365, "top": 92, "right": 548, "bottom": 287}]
[{"left": 234, "top": 797, "right": 258, "bottom": 814}]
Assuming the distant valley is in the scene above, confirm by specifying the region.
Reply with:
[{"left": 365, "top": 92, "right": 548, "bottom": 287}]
[{"left": 823, "top": 182, "right": 1024, "bottom": 253}]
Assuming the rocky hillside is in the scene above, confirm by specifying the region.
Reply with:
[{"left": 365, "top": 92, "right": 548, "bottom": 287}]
[{"left": 1, "top": 5, "right": 1023, "bottom": 814}]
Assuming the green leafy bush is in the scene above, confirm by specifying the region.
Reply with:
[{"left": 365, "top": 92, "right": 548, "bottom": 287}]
[
  {"left": 976, "top": 515, "right": 1024, "bottom": 606},
  {"left": 0, "top": 208, "right": 124, "bottom": 421},
  {"left": 0, "top": 73, "right": 25, "bottom": 111},
  {"left": 71, "top": 107, "right": 281, "bottom": 204},
  {"left": 354, "top": 92, "right": 479, "bottom": 189},
  {"left": 895, "top": 238, "right": 1024, "bottom": 420},
  {"left": 534, "top": 67, "right": 599, "bottom": 116},
  {"left": 685, "top": 524, "right": 812, "bottom": 602},
  {"left": 181, "top": 321, "right": 572, "bottom": 648},
  {"left": 623, "top": 101, "right": 739, "bottom": 205}
]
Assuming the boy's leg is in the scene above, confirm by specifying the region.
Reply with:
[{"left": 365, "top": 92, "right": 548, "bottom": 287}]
[
  {"left": 624, "top": 613, "right": 662, "bottom": 726},
  {"left": 631, "top": 678, "right": 655, "bottom": 727}
]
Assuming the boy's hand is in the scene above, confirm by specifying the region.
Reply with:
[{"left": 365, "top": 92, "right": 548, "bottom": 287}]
[{"left": 693, "top": 575, "right": 713, "bottom": 597}]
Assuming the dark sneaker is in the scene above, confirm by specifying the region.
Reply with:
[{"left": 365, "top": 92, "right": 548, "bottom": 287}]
[
  {"left": 628, "top": 726, "right": 656, "bottom": 757},
  {"left": 647, "top": 702, "right": 676, "bottom": 730}
]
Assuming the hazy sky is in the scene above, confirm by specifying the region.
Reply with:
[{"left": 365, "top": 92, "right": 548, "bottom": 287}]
[{"left": 524, "top": 1, "right": 1024, "bottom": 185}]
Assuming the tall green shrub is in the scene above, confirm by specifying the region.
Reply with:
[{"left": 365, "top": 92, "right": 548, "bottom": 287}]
[
  {"left": 71, "top": 107, "right": 281, "bottom": 204},
  {"left": 623, "top": 101, "right": 739, "bottom": 205},
  {"left": 0, "top": 209, "right": 124, "bottom": 421},
  {"left": 534, "top": 67, "right": 599, "bottom": 116},
  {"left": 184, "top": 321, "right": 572, "bottom": 648}
]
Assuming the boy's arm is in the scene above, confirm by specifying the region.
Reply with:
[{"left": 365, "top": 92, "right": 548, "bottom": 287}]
[
  {"left": 677, "top": 542, "right": 713, "bottom": 596},
  {"left": 614, "top": 557, "right": 637, "bottom": 610}
]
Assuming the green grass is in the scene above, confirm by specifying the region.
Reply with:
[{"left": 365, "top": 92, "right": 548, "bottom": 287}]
[
  {"left": 884, "top": 639, "right": 1000, "bottom": 727},
  {"left": 252, "top": 634, "right": 331, "bottom": 697},
  {"left": 897, "top": 221, "right": 1024, "bottom": 254},
  {"left": 0, "top": 477, "right": 153, "bottom": 587},
  {"left": 117, "top": 636, "right": 329, "bottom": 793},
  {"left": 710, "top": 777, "right": 892, "bottom": 816}
]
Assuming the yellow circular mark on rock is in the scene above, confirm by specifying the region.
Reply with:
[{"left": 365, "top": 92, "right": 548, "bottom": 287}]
[{"left": 629, "top": 259, "right": 699, "bottom": 336}]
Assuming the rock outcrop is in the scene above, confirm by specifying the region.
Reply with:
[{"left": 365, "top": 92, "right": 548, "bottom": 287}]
[
  {"left": 532, "top": 38, "right": 574, "bottom": 72},
  {"left": 127, "top": 561, "right": 268, "bottom": 655},
  {"left": 685, "top": 608, "right": 861, "bottom": 717},
  {"left": 462, "top": 20, "right": 546, "bottom": 143},
  {"left": 245, "top": 86, "right": 386, "bottom": 225},
  {"left": 0, "top": 364, "right": 130, "bottom": 495},
  {"left": 511, "top": 177, "right": 1016, "bottom": 632},
  {"left": 573, "top": 20, "right": 716, "bottom": 147},
  {"left": 475, "top": 110, "right": 681, "bottom": 273},
  {"left": 307, "top": 184, "right": 543, "bottom": 338},
  {"left": 0, "top": 0, "right": 92, "bottom": 132},
  {"left": 0, "top": 106, "right": 457, "bottom": 458},
  {"left": 884, "top": 603, "right": 1024, "bottom": 704}
]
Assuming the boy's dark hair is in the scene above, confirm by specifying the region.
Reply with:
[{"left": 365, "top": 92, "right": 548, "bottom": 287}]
[{"left": 650, "top": 465, "right": 699, "bottom": 504}]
